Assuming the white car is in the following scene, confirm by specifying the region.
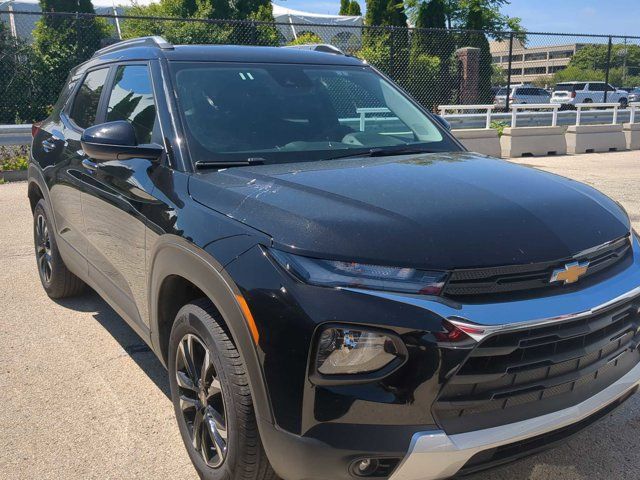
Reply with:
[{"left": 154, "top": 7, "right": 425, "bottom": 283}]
[
  {"left": 551, "top": 82, "right": 629, "bottom": 108},
  {"left": 494, "top": 85, "right": 551, "bottom": 109}
]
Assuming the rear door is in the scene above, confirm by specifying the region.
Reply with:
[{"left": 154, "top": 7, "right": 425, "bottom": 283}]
[
  {"left": 37, "top": 67, "right": 110, "bottom": 270},
  {"left": 80, "top": 62, "right": 161, "bottom": 334}
]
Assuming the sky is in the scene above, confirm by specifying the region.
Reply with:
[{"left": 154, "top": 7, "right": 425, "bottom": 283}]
[{"left": 278, "top": 0, "right": 640, "bottom": 37}]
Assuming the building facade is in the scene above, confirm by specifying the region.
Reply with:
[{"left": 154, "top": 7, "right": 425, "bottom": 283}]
[{"left": 490, "top": 39, "right": 586, "bottom": 85}]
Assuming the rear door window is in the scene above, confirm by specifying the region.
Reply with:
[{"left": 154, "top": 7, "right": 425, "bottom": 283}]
[{"left": 68, "top": 68, "right": 109, "bottom": 129}]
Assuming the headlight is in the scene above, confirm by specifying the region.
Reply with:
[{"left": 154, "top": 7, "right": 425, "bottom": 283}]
[
  {"left": 316, "top": 327, "right": 401, "bottom": 375},
  {"left": 269, "top": 249, "right": 447, "bottom": 295}
]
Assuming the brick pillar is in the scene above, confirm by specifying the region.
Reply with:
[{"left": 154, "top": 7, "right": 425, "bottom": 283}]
[{"left": 456, "top": 47, "right": 480, "bottom": 105}]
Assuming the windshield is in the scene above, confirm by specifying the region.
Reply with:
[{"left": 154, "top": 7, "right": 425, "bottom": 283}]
[{"left": 169, "top": 62, "right": 460, "bottom": 165}]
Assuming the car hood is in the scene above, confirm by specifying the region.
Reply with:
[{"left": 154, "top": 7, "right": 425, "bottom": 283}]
[{"left": 188, "top": 152, "right": 630, "bottom": 270}]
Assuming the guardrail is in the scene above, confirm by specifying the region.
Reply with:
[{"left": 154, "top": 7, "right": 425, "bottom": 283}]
[
  {"left": 509, "top": 103, "right": 562, "bottom": 128},
  {"left": 438, "top": 105, "right": 495, "bottom": 129},
  {"left": 0, "top": 124, "right": 31, "bottom": 146},
  {"left": 574, "top": 102, "right": 620, "bottom": 126},
  {"left": 439, "top": 108, "right": 635, "bottom": 130}
]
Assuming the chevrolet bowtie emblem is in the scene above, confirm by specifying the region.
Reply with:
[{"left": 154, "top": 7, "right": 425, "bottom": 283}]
[{"left": 550, "top": 261, "right": 590, "bottom": 285}]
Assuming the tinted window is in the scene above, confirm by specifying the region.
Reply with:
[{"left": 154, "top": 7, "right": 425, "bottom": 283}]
[
  {"left": 171, "top": 62, "right": 459, "bottom": 165},
  {"left": 589, "top": 83, "right": 606, "bottom": 91},
  {"left": 554, "top": 83, "right": 585, "bottom": 92},
  {"left": 106, "top": 65, "right": 157, "bottom": 144},
  {"left": 69, "top": 68, "right": 109, "bottom": 129}
]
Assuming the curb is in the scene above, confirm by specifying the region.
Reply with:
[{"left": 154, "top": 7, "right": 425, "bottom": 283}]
[{"left": 0, "top": 170, "right": 28, "bottom": 182}]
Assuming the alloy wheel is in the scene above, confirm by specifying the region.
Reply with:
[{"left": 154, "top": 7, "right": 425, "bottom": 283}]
[
  {"left": 176, "top": 333, "right": 228, "bottom": 468},
  {"left": 35, "top": 214, "right": 53, "bottom": 284}
]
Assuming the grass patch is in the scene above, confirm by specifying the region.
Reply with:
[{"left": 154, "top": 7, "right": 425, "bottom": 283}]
[{"left": 0, "top": 145, "right": 29, "bottom": 171}]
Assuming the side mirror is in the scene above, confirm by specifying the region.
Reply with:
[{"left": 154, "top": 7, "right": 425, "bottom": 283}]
[
  {"left": 81, "top": 120, "right": 163, "bottom": 162},
  {"left": 433, "top": 114, "right": 452, "bottom": 131}
]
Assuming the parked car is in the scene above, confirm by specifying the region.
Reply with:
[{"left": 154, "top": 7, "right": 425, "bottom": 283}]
[
  {"left": 494, "top": 84, "right": 551, "bottom": 109},
  {"left": 551, "top": 81, "right": 629, "bottom": 108},
  {"left": 628, "top": 87, "right": 640, "bottom": 103},
  {"left": 29, "top": 37, "right": 640, "bottom": 480}
]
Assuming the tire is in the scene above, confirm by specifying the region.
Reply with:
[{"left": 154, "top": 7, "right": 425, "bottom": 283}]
[
  {"left": 620, "top": 98, "right": 628, "bottom": 109},
  {"left": 33, "top": 199, "right": 85, "bottom": 299},
  {"left": 168, "top": 299, "right": 276, "bottom": 480}
]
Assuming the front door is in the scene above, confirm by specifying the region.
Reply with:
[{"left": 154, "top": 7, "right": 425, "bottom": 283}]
[{"left": 80, "top": 63, "right": 161, "bottom": 333}]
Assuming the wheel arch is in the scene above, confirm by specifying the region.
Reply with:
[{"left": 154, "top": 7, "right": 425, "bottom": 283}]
[{"left": 148, "top": 235, "right": 274, "bottom": 425}]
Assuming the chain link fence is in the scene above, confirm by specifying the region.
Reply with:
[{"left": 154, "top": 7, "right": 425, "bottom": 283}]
[{"left": 1, "top": 10, "right": 640, "bottom": 126}]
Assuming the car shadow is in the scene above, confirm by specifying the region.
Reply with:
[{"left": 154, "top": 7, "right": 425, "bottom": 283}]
[{"left": 54, "top": 289, "right": 171, "bottom": 399}]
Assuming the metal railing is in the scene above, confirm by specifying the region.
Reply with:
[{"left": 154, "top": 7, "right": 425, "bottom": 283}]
[
  {"left": 629, "top": 102, "right": 640, "bottom": 124},
  {"left": 575, "top": 103, "right": 620, "bottom": 126},
  {"left": 510, "top": 104, "right": 561, "bottom": 128},
  {"left": 438, "top": 105, "right": 495, "bottom": 129}
]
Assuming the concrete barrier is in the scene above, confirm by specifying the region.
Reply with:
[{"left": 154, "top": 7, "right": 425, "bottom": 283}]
[
  {"left": 566, "top": 124, "right": 627, "bottom": 154},
  {"left": 501, "top": 126, "right": 567, "bottom": 158},
  {"left": 624, "top": 103, "right": 640, "bottom": 150},
  {"left": 500, "top": 103, "right": 566, "bottom": 158},
  {"left": 565, "top": 103, "right": 628, "bottom": 154},
  {"left": 452, "top": 128, "right": 501, "bottom": 157},
  {"left": 624, "top": 123, "right": 640, "bottom": 150}
]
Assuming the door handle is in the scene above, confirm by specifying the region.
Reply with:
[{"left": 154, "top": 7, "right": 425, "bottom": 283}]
[
  {"left": 41, "top": 138, "right": 57, "bottom": 153},
  {"left": 82, "top": 158, "right": 99, "bottom": 172},
  {"left": 42, "top": 132, "right": 67, "bottom": 153}
]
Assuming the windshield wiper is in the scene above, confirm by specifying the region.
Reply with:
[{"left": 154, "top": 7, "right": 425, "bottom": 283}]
[
  {"left": 194, "top": 157, "right": 265, "bottom": 169},
  {"left": 327, "top": 146, "right": 434, "bottom": 161}
]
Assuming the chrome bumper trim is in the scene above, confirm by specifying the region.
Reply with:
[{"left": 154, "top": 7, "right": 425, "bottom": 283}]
[{"left": 389, "top": 361, "right": 640, "bottom": 480}]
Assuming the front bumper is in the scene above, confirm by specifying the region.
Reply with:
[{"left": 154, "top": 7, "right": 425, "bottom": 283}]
[{"left": 389, "top": 361, "right": 640, "bottom": 480}]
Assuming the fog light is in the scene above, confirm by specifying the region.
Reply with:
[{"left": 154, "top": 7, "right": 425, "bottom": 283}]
[
  {"left": 354, "top": 458, "right": 378, "bottom": 476},
  {"left": 349, "top": 457, "right": 401, "bottom": 477},
  {"left": 316, "top": 327, "right": 401, "bottom": 375}
]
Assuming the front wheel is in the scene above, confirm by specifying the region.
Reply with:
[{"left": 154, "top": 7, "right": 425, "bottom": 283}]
[
  {"left": 620, "top": 98, "right": 628, "bottom": 109},
  {"left": 168, "top": 299, "right": 276, "bottom": 480}
]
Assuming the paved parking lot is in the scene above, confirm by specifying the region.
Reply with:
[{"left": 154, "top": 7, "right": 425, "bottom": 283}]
[{"left": 1, "top": 150, "right": 640, "bottom": 480}]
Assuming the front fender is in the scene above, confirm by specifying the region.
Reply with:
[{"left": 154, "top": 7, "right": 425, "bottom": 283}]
[{"left": 148, "top": 234, "right": 274, "bottom": 425}]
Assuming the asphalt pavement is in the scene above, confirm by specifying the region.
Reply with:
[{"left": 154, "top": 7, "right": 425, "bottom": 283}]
[{"left": 1, "top": 150, "right": 640, "bottom": 479}]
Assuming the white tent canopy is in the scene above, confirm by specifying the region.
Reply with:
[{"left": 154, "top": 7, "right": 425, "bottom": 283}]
[{"left": 272, "top": 3, "right": 362, "bottom": 26}]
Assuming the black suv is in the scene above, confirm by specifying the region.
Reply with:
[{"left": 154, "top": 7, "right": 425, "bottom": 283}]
[{"left": 29, "top": 37, "right": 640, "bottom": 480}]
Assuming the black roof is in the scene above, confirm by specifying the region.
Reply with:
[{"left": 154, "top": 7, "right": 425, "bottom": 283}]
[{"left": 94, "top": 43, "right": 365, "bottom": 67}]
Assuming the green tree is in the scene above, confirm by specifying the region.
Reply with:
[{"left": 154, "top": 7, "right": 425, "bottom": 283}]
[
  {"left": 288, "top": 32, "right": 323, "bottom": 45},
  {"left": 408, "top": 0, "right": 456, "bottom": 108},
  {"left": 340, "top": 0, "right": 351, "bottom": 15},
  {"left": 361, "top": 1, "right": 409, "bottom": 80},
  {"left": 491, "top": 64, "right": 507, "bottom": 85},
  {"left": 347, "top": 1, "right": 362, "bottom": 16},
  {"left": 0, "top": 22, "right": 47, "bottom": 123},
  {"left": 569, "top": 44, "right": 640, "bottom": 72},
  {"left": 33, "top": 0, "right": 111, "bottom": 115},
  {"left": 121, "top": 0, "right": 277, "bottom": 46}
]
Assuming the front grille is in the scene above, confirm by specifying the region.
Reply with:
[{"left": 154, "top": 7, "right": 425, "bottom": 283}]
[
  {"left": 433, "top": 297, "right": 640, "bottom": 434},
  {"left": 443, "top": 236, "right": 631, "bottom": 297}
]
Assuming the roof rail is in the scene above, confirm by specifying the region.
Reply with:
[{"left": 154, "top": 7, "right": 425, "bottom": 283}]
[
  {"left": 284, "top": 44, "right": 345, "bottom": 55},
  {"left": 94, "top": 36, "right": 174, "bottom": 57}
]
